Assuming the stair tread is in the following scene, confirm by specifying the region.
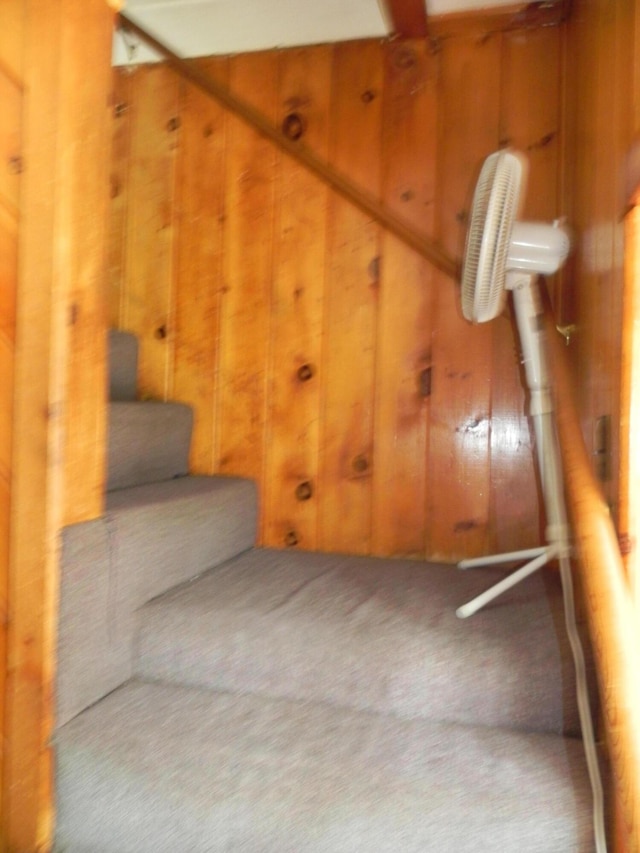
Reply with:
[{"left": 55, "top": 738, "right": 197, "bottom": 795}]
[
  {"left": 136, "top": 549, "right": 594, "bottom": 736},
  {"left": 103, "top": 473, "right": 257, "bottom": 609},
  {"left": 56, "top": 475, "right": 257, "bottom": 727},
  {"left": 108, "top": 400, "right": 193, "bottom": 491},
  {"left": 55, "top": 679, "right": 593, "bottom": 853}
]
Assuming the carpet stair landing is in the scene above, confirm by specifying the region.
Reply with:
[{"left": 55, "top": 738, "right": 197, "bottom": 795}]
[
  {"left": 53, "top": 328, "right": 597, "bottom": 851},
  {"left": 135, "top": 548, "right": 590, "bottom": 736},
  {"left": 55, "top": 682, "right": 593, "bottom": 853}
]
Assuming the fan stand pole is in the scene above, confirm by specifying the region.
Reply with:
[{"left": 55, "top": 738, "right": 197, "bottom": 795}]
[{"left": 456, "top": 278, "right": 570, "bottom": 619}]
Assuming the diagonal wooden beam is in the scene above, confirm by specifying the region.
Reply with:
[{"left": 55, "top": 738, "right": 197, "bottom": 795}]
[
  {"left": 380, "top": 0, "right": 429, "bottom": 39},
  {"left": 116, "top": 13, "right": 458, "bottom": 280}
]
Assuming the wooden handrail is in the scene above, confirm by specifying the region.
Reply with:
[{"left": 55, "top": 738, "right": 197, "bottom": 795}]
[
  {"left": 116, "top": 13, "right": 459, "bottom": 281},
  {"left": 545, "top": 301, "right": 640, "bottom": 852}
]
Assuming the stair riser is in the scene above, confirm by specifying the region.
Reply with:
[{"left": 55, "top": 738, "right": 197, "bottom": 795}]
[
  {"left": 57, "top": 476, "right": 258, "bottom": 727},
  {"left": 108, "top": 401, "right": 193, "bottom": 492}
]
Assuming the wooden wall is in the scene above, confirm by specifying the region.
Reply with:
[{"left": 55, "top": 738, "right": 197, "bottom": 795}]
[
  {"left": 563, "top": 0, "right": 638, "bottom": 522},
  {"left": 0, "top": 6, "right": 21, "bottom": 848},
  {"left": 1, "top": 1, "right": 114, "bottom": 849},
  {"left": 110, "top": 16, "right": 566, "bottom": 563},
  {"left": 562, "top": 1, "right": 640, "bottom": 850}
]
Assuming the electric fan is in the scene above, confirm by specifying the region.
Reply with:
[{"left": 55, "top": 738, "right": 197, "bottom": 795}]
[
  {"left": 456, "top": 148, "right": 571, "bottom": 617},
  {"left": 456, "top": 148, "right": 606, "bottom": 853}
]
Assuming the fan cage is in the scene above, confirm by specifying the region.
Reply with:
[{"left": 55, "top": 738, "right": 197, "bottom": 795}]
[{"left": 461, "top": 150, "right": 524, "bottom": 323}]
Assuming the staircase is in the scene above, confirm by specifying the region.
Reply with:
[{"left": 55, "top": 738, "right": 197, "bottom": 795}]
[{"left": 53, "top": 330, "right": 597, "bottom": 852}]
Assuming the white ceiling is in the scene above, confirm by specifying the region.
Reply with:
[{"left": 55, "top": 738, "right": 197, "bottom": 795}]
[{"left": 114, "top": 0, "right": 520, "bottom": 64}]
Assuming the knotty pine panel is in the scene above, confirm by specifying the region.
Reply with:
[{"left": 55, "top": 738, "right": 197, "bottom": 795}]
[
  {"left": 427, "top": 29, "right": 501, "bottom": 561},
  {"left": 262, "top": 47, "right": 332, "bottom": 551},
  {"left": 371, "top": 41, "right": 438, "bottom": 558},
  {"left": 0, "top": 71, "right": 21, "bottom": 218},
  {"left": 111, "top": 24, "right": 564, "bottom": 563},
  {"left": 122, "top": 65, "right": 180, "bottom": 400},
  {"left": 5, "top": 2, "right": 115, "bottom": 846},
  {"left": 0, "top": 0, "right": 24, "bottom": 84},
  {"left": 565, "top": 0, "right": 637, "bottom": 525},
  {"left": 173, "top": 57, "right": 229, "bottom": 476},
  {"left": 319, "top": 41, "right": 383, "bottom": 555},
  {"left": 216, "top": 52, "right": 278, "bottom": 524},
  {"left": 58, "top": 0, "right": 114, "bottom": 526},
  {"left": 108, "top": 70, "right": 131, "bottom": 327},
  {"left": 0, "top": 27, "right": 19, "bottom": 840}
]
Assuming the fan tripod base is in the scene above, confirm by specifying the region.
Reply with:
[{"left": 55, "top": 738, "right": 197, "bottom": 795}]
[{"left": 456, "top": 544, "right": 563, "bottom": 619}]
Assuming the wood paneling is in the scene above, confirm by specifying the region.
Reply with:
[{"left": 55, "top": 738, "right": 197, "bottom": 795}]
[
  {"left": 111, "top": 23, "right": 566, "bottom": 564},
  {"left": 564, "top": 0, "right": 634, "bottom": 519},
  {"left": 122, "top": 65, "right": 180, "bottom": 400},
  {"left": 59, "top": 0, "right": 113, "bottom": 527},
  {"left": 173, "top": 57, "right": 229, "bottom": 475},
  {"left": 427, "top": 29, "right": 500, "bottom": 560},
  {"left": 217, "top": 52, "right": 278, "bottom": 522},
  {"left": 3, "top": 0, "right": 114, "bottom": 847},
  {"left": 0, "top": 0, "right": 24, "bottom": 84},
  {"left": 371, "top": 41, "right": 437, "bottom": 557},
  {"left": 0, "top": 1, "right": 21, "bottom": 838},
  {"left": 108, "top": 69, "right": 131, "bottom": 327},
  {"left": 320, "top": 41, "right": 383, "bottom": 555},
  {"left": 262, "top": 46, "right": 331, "bottom": 551},
  {"left": 563, "top": 1, "right": 640, "bottom": 849}
]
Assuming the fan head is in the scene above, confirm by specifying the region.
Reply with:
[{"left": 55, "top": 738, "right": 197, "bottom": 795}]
[
  {"left": 461, "top": 149, "right": 526, "bottom": 323},
  {"left": 460, "top": 149, "right": 571, "bottom": 325}
]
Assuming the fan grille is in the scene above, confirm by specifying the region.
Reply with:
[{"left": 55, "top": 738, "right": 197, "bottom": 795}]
[{"left": 461, "top": 150, "right": 524, "bottom": 323}]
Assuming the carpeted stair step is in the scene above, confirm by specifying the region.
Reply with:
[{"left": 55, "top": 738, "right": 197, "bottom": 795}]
[
  {"left": 108, "top": 400, "right": 193, "bottom": 491},
  {"left": 135, "top": 549, "right": 593, "bottom": 737},
  {"left": 54, "top": 679, "right": 593, "bottom": 853},
  {"left": 109, "top": 329, "right": 138, "bottom": 401},
  {"left": 56, "top": 474, "right": 257, "bottom": 727}
]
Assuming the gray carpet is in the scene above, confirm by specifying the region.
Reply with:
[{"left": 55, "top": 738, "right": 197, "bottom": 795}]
[
  {"left": 54, "top": 680, "right": 594, "bottom": 853},
  {"left": 108, "top": 401, "right": 193, "bottom": 491},
  {"left": 54, "top": 328, "right": 597, "bottom": 851},
  {"left": 136, "top": 549, "right": 591, "bottom": 736},
  {"left": 57, "top": 475, "right": 257, "bottom": 727}
]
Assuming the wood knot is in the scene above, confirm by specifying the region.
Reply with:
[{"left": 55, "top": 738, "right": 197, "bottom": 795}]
[
  {"left": 7, "top": 156, "right": 23, "bottom": 175},
  {"left": 166, "top": 116, "right": 180, "bottom": 132},
  {"left": 295, "top": 481, "right": 313, "bottom": 501},
  {"left": 418, "top": 367, "right": 432, "bottom": 398},
  {"left": 361, "top": 89, "right": 376, "bottom": 104},
  {"left": 393, "top": 46, "right": 417, "bottom": 70},
  {"left": 284, "top": 530, "right": 299, "bottom": 547},
  {"left": 297, "top": 363, "right": 315, "bottom": 382},
  {"left": 282, "top": 112, "right": 306, "bottom": 141},
  {"left": 352, "top": 455, "right": 369, "bottom": 474}
]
